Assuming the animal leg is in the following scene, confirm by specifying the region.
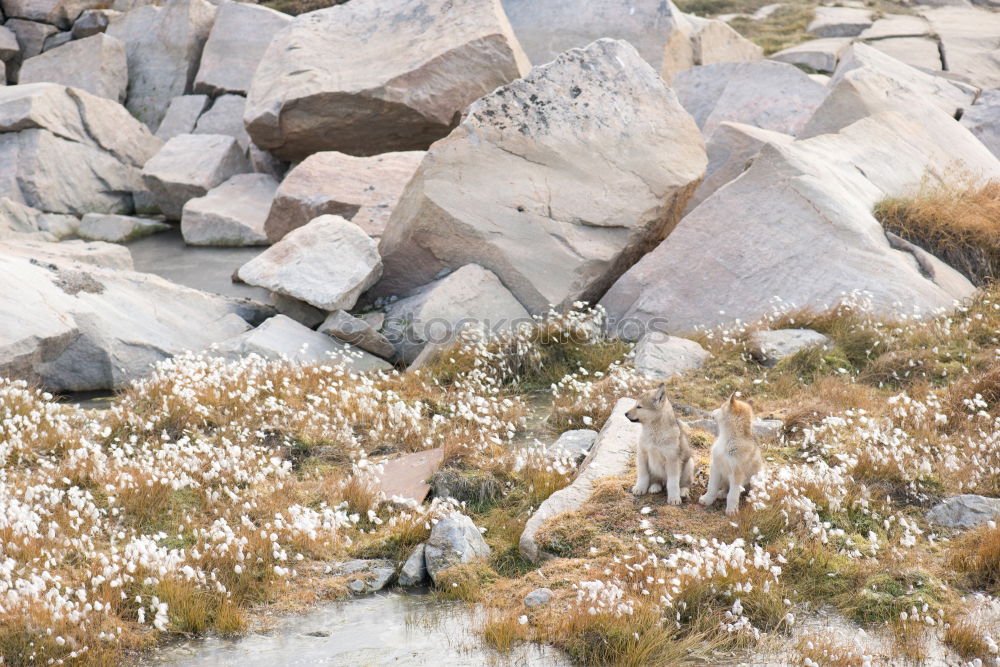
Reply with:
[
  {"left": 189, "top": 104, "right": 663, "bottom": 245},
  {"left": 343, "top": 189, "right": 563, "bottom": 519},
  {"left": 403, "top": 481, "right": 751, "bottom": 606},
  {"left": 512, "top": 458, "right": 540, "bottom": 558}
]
[
  {"left": 680, "top": 457, "right": 694, "bottom": 499},
  {"left": 632, "top": 449, "right": 650, "bottom": 495},
  {"left": 699, "top": 461, "right": 723, "bottom": 506},
  {"left": 665, "top": 458, "right": 682, "bottom": 505},
  {"left": 725, "top": 472, "right": 745, "bottom": 517}
]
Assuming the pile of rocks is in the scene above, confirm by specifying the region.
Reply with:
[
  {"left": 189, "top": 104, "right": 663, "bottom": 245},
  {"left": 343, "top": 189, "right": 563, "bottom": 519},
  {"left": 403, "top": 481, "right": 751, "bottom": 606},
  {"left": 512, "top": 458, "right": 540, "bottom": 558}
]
[{"left": 2, "top": 0, "right": 999, "bottom": 397}]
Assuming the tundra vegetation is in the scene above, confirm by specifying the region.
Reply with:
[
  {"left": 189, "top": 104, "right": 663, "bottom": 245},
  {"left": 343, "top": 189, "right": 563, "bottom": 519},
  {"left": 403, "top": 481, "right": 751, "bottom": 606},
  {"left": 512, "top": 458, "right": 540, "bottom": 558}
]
[{"left": 3, "top": 189, "right": 1000, "bottom": 665}]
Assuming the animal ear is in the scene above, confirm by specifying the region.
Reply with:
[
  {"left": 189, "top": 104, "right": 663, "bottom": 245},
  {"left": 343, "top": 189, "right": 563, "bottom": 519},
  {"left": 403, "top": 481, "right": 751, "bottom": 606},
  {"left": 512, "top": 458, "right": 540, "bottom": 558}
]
[
  {"left": 653, "top": 383, "right": 667, "bottom": 405},
  {"left": 728, "top": 392, "right": 739, "bottom": 406}
]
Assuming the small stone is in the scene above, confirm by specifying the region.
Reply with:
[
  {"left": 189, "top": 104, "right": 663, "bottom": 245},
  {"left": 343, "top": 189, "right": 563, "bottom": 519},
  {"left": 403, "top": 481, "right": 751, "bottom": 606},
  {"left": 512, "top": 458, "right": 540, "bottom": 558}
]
[
  {"left": 524, "top": 588, "right": 554, "bottom": 607},
  {"left": 749, "top": 328, "right": 831, "bottom": 367},
  {"left": 550, "top": 429, "right": 598, "bottom": 462},
  {"left": 398, "top": 543, "right": 428, "bottom": 587},
  {"left": 424, "top": 513, "right": 491, "bottom": 585},
  {"left": 332, "top": 559, "right": 397, "bottom": 594},
  {"left": 632, "top": 333, "right": 710, "bottom": 380}
]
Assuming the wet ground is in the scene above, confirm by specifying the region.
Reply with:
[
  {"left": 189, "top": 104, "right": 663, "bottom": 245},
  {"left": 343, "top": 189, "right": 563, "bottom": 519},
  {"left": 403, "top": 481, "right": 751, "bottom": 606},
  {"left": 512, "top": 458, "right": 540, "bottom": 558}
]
[{"left": 146, "top": 590, "right": 569, "bottom": 667}]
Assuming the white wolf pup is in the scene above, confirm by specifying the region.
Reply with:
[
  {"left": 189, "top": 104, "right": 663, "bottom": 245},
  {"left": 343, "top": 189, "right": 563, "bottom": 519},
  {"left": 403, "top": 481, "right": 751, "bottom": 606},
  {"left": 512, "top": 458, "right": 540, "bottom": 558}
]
[
  {"left": 625, "top": 383, "right": 693, "bottom": 505},
  {"left": 699, "top": 393, "right": 764, "bottom": 516}
]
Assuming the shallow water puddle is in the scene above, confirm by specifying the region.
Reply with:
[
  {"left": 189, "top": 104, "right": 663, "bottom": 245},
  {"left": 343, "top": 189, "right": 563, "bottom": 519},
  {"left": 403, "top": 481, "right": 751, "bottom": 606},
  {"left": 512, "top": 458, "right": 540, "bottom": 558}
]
[{"left": 146, "top": 591, "right": 569, "bottom": 666}]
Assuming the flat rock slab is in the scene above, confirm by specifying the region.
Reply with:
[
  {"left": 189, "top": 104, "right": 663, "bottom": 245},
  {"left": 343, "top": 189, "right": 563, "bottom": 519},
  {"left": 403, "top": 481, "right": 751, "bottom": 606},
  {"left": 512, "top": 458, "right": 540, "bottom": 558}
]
[
  {"left": 771, "top": 37, "right": 852, "bottom": 73},
  {"left": 961, "top": 89, "right": 1000, "bottom": 159},
  {"left": 78, "top": 213, "right": 170, "bottom": 243},
  {"left": 212, "top": 314, "right": 391, "bottom": 372},
  {"left": 519, "top": 397, "right": 641, "bottom": 562},
  {"left": 377, "top": 447, "right": 444, "bottom": 504},
  {"left": 866, "top": 36, "right": 942, "bottom": 71},
  {"left": 18, "top": 33, "right": 127, "bottom": 102},
  {"left": 181, "top": 173, "right": 277, "bottom": 247},
  {"left": 807, "top": 6, "right": 874, "bottom": 37},
  {"left": 927, "top": 495, "right": 1000, "bottom": 529},
  {"left": 156, "top": 94, "right": 209, "bottom": 142}
]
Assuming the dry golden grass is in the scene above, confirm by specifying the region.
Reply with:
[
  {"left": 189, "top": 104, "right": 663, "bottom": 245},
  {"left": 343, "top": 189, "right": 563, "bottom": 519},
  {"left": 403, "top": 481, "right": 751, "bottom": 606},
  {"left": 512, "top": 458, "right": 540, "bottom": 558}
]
[
  {"left": 875, "top": 180, "right": 1000, "bottom": 286},
  {"left": 950, "top": 522, "right": 1000, "bottom": 593},
  {"left": 794, "top": 633, "right": 870, "bottom": 667},
  {"left": 944, "top": 615, "right": 998, "bottom": 660}
]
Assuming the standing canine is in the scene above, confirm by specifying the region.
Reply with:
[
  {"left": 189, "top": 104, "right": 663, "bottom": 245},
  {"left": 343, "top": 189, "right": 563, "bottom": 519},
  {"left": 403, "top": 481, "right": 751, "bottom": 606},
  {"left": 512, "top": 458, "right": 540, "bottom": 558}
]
[
  {"left": 625, "top": 384, "right": 693, "bottom": 505},
  {"left": 699, "top": 393, "right": 764, "bottom": 516}
]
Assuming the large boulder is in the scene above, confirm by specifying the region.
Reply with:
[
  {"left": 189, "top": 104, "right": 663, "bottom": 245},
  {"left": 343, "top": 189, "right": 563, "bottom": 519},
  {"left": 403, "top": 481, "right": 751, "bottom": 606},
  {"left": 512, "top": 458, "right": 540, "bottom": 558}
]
[
  {"left": 961, "top": 89, "right": 1000, "bottom": 159},
  {"left": 264, "top": 150, "right": 423, "bottom": 243},
  {"left": 18, "top": 33, "right": 127, "bottom": 102},
  {"left": 600, "top": 111, "right": 996, "bottom": 334},
  {"left": 749, "top": 328, "right": 832, "bottom": 367},
  {"left": 140, "top": 133, "right": 251, "bottom": 219},
  {"left": 673, "top": 60, "right": 828, "bottom": 137},
  {"left": 382, "top": 263, "right": 530, "bottom": 364},
  {"left": 424, "top": 513, "right": 491, "bottom": 585},
  {"left": 193, "top": 1, "right": 290, "bottom": 96},
  {"left": 181, "top": 173, "right": 277, "bottom": 246},
  {"left": 0, "top": 24, "right": 21, "bottom": 66},
  {"left": 106, "top": 0, "right": 217, "bottom": 131},
  {"left": 688, "top": 122, "right": 792, "bottom": 211},
  {"left": 244, "top": 0, "right": 530, "bottom": 161},
  {"left": 801, "top": 43, "right": 978, "bottom": 138},
  {"left": 0, "top": 197, "right": 78, "bottom": 238},
  {"left": 0, "top": 83, "right": 161, "bottom": 215},
  {"left": 318, "top": 310, "right": 396, "bottom": 361},
  {"left": 865, "top": 36, "right": 943, "bottom": 73},
  {"left": 0, "top": 239, "right": 253, "bottom": 391},
  {"left": 1, "top": 0, "right": 105, "bottom": 30},
  {"left": 212, "top": 314, "right": 392, "bottom": 372},
  {"left": 72, "top": 8, "right": 119, "bottom": 39},
  {"left": 920, "top": 7, "right": 1000, "bottom": 89},
  {"left": 375, "top": 39, "right": 706, "bottom": 313},
  {"left": 236, "top": 215, "right": 381, "bottom": 311}
]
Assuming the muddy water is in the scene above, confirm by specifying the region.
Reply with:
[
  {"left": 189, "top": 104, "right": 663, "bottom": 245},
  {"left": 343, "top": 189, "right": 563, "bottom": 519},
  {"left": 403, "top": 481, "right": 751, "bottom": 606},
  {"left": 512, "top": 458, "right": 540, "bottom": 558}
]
[{"left": 147, "top": 590, "right": 569, "bottom": 666}]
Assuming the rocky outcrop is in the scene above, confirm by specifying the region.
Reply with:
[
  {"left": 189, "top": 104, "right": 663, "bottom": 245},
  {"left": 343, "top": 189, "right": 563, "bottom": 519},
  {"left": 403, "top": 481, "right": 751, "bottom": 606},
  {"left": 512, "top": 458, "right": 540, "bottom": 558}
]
[
  {"left": 332, "top": 559, "right": 396, "bottom": 595},
  {"left": 961, "top": 89, "right": 1000, "bottom": 159},
  {"left": 927, "top": 495, "right": 1000, "bottom": 529},
  {"left": 375, "top": 39, "right": 706, "bottom": 313},
  {"left": 0, "top": 83, "right": 161, "bottom": 215},
  {"left": 398, "top": 544, "right": 427, "bottom": 587},
  {"left": 801, "top": 43, "right": 978, "bottom": 138},
  {"left": 632, "top": 333, "right": 709, "bottom": 379},
  {"left": 2, "top": 0, "right": 105, "bottom": 30},
  {"left": 106, "top": 0, "right": 217, "bottom": 130},
  {"left": 0, "top": 239, "right": 253, "bottom": 391},
  {"left": 193, "top": 1, "right": 290, "bottom": 96},
  {"left": 141, "top": 133, "right": 251, "bottom": 219},
  {"left": 78, "top": 213, "right": 169, "bottom": 243},
  {"left": 264, "top": 150, "right": 424, "bottom": 242},
  {"left": 424, "top": 513, "right": 491, "bottom": 585},
  {"left": 600, "top": 111, "right": 995, "bottom": 334},
  {"left": 18, "top": 33, "right": 127, "bottom": 102},
  {"left": 244, "top": 0, "right": 530, "bottom": 161},
  {"left": 212, "top": 314, "right": 392, "bottom": 372},
  {"left": 180, "top": 173, "right": 277, "bottom": 246},
  {"left": 237, "top": 215, "right": 381, "bottom": 312},
  {"left": 0, "top": 197, "right": 78, "bottom": 239},
  {"left": 520, "top": 397, "right": 640, "bottom": 562},
  {"left": 674, "top": 60, "right": 827, "bottom": 137},
  {"left": 920, "top": 7, "right": 1000, "bottom": 89},
  {"left": 807, "top": 6, "right": 873, "bottom": 37},
  {"left": 382, "top": 264, "right": 530, "bottom": 365}
]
